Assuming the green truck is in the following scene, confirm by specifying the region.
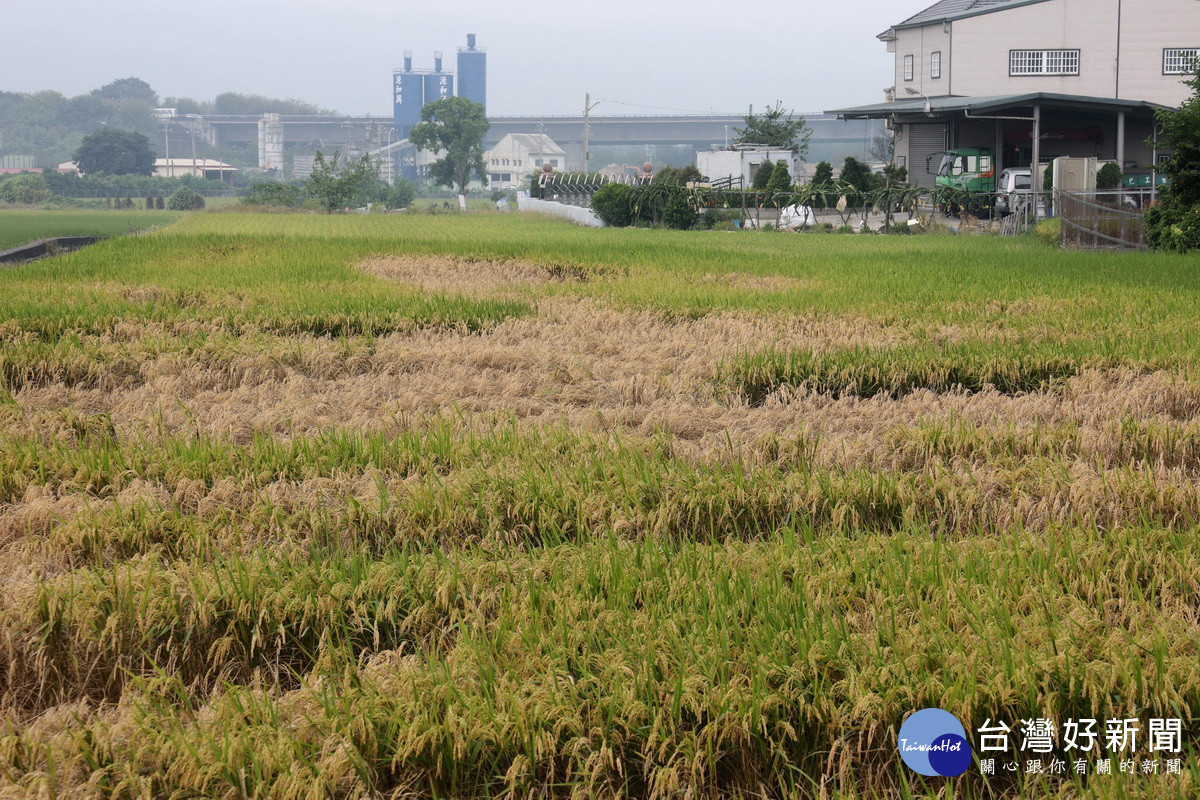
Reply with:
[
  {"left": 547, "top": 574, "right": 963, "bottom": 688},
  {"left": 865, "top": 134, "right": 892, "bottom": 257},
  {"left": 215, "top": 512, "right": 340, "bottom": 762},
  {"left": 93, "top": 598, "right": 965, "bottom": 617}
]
[{"left": 928, "top": 147, "right": 997, "bottom": 216}]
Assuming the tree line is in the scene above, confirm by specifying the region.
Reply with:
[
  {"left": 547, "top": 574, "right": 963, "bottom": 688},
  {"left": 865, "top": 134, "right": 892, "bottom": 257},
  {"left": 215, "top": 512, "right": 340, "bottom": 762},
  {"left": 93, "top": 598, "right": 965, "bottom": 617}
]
[{"left": 0, "top": 77, "right": 338, "bottom": 168}]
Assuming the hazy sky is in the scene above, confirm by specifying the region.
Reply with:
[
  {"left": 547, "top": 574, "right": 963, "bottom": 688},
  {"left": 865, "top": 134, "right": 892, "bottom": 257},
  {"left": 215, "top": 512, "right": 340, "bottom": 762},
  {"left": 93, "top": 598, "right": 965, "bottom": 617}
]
[{"left": 5, "top": 0, "right": 934, "bottom": 116}]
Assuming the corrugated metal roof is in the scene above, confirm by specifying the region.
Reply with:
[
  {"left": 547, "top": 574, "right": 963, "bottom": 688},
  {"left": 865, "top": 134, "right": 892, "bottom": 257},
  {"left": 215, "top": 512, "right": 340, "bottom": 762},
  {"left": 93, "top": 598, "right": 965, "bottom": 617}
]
[
  {"left": 828, "top": 92, "right": 1171, "bottom": 119},
  {"left": 889, "top": 0, "right": 1053, "bottom": 30}
]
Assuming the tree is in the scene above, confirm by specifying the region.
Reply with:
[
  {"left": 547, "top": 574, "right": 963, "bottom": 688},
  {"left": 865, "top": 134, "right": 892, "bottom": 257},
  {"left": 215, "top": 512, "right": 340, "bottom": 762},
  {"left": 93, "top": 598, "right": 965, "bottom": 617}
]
[
  {"left": 409, "top": 97, "right": 490, "bottom": 199},
  {"left": 387, "top": 178, "right": 416, "bottom": 209},
  {"left": 840, "top": 157, "right": 874, "bottom": 206},
  {"left": 1156, "top": 71, "right": 1200, "bottom": 206},
  {"left": 752, "top": 161, "right": 774, "bottom": 191},
  {"left": 91, "top": 77, "right": 158, "bottom": 107},
  {"left": 811, "top": 161, "right": 835, "bottom": 208},
  {"left": 733, "top": 101, "right": 811, "bottom": 157},
  {"left": 212, "top": 92, "right": 335, "bottom": 116},
  {"left": 72, "top": 128, "right": 156, "bottom": 176},
  {"left": 869, "top": 131, "right": 896, "bottom": 164},
  {"left": 652, "top": 165, "right": 702, "bottom": 185},
  {"left": 0, "top": 173, "right": 51, "bottom": 205},
  {"left": 765, "top": 160, "right": 792, "bottom": 197},
  {"left": 304, "top": 151, "right": 380, "bottom": 213},
  {"left": 1145, "top": 71, "right": 1200, "bottom": 251}
]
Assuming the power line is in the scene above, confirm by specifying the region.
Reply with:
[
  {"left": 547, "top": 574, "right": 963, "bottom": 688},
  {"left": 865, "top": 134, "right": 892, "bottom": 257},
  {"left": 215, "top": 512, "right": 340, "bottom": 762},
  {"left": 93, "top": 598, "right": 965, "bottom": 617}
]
[{"left": 590, "top": 97, "right": 728, "bottom": 115}]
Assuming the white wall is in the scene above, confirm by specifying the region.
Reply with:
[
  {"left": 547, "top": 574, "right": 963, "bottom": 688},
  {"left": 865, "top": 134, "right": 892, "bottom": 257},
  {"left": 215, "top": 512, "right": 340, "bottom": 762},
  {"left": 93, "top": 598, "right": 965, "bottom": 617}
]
[
  {"left": 893, "top": 24, "right": 952, "bottom": 96},
  {"left": 517, "top": 196, "right": 606, "bottom": 227},
  {"left": 696, "top": 149, "right": 798, "bottom": 185}
]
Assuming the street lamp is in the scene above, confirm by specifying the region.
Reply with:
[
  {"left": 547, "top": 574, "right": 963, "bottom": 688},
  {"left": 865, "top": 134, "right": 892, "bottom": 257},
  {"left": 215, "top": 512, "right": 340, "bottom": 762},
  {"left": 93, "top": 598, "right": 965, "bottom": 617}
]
[{"left": 904, "top": 87, "right": 932, "bottom": 115}]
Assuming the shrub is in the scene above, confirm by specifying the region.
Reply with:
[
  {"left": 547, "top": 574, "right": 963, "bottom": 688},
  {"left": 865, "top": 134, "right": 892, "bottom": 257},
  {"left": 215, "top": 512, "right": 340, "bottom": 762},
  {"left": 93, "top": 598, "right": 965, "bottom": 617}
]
[
  {"left": 591, "top": 182, "right": 634, "bottom": 227},
  {"left": 155, "top": 195, "right": 165, "bottom": 210},
  {"left": 0, "top": 173, "right": 51, "bottom": 205},
  {"left": 166, "top": 186, "right": 206, "bottom": 211},
  {"left": 1035, "top": 218, "right": 1062, "bottom": 247},
  {"left": 662, "top": 191, "right": 697, "bottom": 230},
  {"left": 1145, "top": 73, "right": 1200, "bottom": 251},
  {"left": 243, "top": 182, "right": 304, "bottom": 208},
  {"left": 1145, "top": 202, "right": 1200, "bottom": 253},
  {"left": 1097, "top": 162, "right": 1124, "bottom": 191},
  {"left": 387, "top": 179, "right": 416, "bottom": 209},
  {"left": 701, "top": 208, "right": 741, "bottom": 229}
]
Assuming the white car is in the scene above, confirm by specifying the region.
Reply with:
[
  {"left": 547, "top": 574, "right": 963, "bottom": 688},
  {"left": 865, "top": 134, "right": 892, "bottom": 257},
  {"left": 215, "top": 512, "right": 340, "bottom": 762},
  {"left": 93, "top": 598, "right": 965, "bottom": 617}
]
[{"left": 994, "top": 168, "right": 1033, "bottom": 216}]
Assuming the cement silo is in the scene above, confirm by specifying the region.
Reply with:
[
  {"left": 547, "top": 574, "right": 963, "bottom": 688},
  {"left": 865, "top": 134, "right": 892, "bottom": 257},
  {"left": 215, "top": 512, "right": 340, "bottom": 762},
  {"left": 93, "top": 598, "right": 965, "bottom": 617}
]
[
  {"left": 393, "top": 51, "right": 425, "bottom": 139},
  {"left": 423, "top": 52, "right": 454, "bottom": 108},
  {"left": 457, "top": 34, "right": 486, "bottom": 110}
]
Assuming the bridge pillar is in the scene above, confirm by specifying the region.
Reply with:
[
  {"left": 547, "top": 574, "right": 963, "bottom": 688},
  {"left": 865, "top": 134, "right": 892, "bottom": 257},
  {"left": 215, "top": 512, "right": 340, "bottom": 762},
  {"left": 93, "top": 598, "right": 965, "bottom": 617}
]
[{"left": 258, "top": 114, "right": 284, "bottom": 172}]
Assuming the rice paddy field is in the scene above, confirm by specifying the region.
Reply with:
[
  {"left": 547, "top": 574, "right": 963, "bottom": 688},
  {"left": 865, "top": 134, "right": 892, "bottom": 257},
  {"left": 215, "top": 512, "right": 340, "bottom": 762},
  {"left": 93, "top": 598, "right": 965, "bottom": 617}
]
[
  {"left": 2, "top": 210, "right": 1200, "bottom": 798},
  {"left": 0, "top": 211, "right": 180, "bottom": 251}
]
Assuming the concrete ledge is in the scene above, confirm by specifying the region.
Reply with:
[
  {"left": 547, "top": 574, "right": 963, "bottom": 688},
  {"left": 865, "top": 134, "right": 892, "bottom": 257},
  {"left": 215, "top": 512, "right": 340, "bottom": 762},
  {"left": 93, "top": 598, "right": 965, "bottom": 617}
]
[
  {"left": 0, "top": 236, "right": 105, "bottom": 265},
  {"left": 517, "top": 197, "right": 606, "bottom": 228}
]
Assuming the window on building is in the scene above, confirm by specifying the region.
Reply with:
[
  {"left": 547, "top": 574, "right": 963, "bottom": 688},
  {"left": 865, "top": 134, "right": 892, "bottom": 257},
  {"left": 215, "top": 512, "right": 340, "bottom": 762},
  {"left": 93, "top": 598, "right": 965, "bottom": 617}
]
[
  {"left": 1010, "top": 49, "right": 1080, "bottom": 76},
  {"left": 1164, "top": 48, "right": 1199, "bottom": 75},
  {"left": 491, "top": 172, "right": 502, "bottom": 181},
  {"left": 502, "top": 173, "right": 511, "bottom": 182},
  {"left": 535, "top": 158, "right": 543, "bottom": 166},
  {"left": 931, "top": 51, "right": 942, "bottom": 79},
  {"left": 550, "top": 159, "right": 559, "bottom": 167},
  {"left": 904, "top": 55, "right": 914, "bottom": 81}
]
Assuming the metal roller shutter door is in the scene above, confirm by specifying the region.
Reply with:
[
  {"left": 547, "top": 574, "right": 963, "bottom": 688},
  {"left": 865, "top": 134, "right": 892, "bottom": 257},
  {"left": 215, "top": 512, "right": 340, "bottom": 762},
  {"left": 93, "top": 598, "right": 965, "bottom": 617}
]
[{"left": 907, "top": 124, "right": 949, "bottom": 189}]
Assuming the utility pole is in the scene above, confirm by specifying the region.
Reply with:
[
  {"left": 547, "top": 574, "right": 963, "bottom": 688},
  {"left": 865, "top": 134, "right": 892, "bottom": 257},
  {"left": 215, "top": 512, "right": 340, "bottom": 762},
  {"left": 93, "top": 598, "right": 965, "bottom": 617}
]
[
  {"left": 582, "top": 93, "right": 602, "bottom": 173},
  {"left": 188, "top": 116, "right": 197, "bottom": 179}
]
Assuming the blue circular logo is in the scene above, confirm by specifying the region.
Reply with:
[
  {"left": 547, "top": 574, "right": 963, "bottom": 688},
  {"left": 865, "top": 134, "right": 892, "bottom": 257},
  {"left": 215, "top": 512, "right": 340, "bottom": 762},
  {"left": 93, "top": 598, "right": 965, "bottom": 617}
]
[{"left": 898, "top": 709, "right": 972, "bottom": 777}]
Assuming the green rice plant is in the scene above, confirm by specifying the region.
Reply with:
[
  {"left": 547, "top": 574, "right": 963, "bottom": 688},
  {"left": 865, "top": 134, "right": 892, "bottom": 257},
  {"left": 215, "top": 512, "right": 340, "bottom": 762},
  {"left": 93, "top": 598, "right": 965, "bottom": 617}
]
[{"left": 723, "top": 341, "right": 1099, "bottom": 404}]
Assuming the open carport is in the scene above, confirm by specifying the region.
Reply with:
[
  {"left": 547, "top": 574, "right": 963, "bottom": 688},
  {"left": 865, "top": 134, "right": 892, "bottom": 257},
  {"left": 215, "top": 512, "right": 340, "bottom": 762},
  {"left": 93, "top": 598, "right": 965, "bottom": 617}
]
[{"left": 831, "top": 92, "right": 1169, "bottom": 188}]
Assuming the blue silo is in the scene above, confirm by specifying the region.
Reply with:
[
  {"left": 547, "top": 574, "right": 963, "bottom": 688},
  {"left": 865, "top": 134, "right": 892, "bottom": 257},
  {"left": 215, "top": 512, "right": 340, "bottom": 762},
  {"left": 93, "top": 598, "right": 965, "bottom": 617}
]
[
  {"left": 393, "top": 52, "right": 425, "bottom": 139},
  {"left": 457, "top": 34, "right": 486, "bottom": 110},
  {"left": 424, "top": 52, "right": 454, "bottom": 108}
]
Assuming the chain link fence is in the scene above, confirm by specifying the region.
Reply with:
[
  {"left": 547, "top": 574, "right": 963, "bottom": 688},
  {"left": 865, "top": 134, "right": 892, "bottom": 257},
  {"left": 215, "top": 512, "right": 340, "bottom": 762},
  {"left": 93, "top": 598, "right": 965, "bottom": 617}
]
[{"left": 1058, "top": 191, "right": 1149, "bottom": 251}]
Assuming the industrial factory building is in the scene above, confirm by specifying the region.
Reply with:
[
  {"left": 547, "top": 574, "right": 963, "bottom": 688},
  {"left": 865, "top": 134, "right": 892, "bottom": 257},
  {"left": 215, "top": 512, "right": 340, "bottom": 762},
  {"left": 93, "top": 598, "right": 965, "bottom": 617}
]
[{"left": 178, "top": 30, "right": 882, "bottom": 183}]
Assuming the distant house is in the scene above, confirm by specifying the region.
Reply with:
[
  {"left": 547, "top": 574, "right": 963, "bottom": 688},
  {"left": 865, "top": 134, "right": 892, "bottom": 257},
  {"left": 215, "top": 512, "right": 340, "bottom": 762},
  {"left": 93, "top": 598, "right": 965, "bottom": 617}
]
[
  {"left": 696, "top": 146, "right": 799, "bottom": 187},
  {"left": 54, "top": 159, "right": 238, "bottom": 180},
  {"left": 154, "top": 159, "right": 238, "bottom": 181},
  {"left": 0, "top": 167, "right": 44, "bottom": 176},
  {"left": 484, "top": 134, "right": 566, "bottom": 189}
]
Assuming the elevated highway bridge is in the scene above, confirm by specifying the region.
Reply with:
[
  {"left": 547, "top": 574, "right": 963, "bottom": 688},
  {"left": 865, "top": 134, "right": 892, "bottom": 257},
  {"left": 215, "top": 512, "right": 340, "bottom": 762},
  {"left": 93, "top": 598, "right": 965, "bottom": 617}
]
[{"left": 198, "top": 112, "right": 881, "bottom": 170}]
